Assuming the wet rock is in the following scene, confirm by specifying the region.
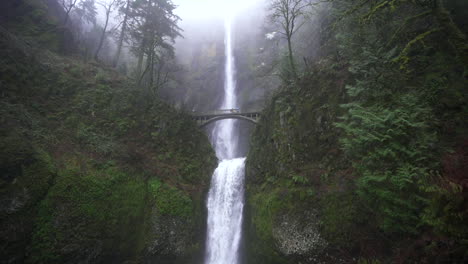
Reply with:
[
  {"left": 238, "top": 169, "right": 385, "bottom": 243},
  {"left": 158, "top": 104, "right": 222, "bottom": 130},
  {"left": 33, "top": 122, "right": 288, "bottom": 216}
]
[
  {"left": 272, "top": 211, "right": 327, "bottom": 257},
  {"left": 146, "top": 206, "right": 192, "bottom": 257}
]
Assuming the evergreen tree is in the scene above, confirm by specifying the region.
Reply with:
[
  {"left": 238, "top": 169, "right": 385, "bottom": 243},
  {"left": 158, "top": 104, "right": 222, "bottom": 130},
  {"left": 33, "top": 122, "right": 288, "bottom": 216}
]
[
  {"left": 113, "top": 0, "right": 132, "bottom": 67},
  {"left": 127, "top": 0, "right": 182, "bottom": 93}
]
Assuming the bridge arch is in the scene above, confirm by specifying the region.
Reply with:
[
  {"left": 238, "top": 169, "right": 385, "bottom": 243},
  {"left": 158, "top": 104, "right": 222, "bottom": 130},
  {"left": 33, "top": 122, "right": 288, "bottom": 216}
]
[{"left": 199, "top": 115, "right": 258, "bottom": 128}]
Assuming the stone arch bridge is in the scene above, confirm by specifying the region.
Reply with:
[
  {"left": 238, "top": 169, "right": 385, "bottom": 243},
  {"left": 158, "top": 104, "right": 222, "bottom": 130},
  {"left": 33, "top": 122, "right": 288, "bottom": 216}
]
[{"left": 192, "top": 109, "right": 261, "bottom": 128}]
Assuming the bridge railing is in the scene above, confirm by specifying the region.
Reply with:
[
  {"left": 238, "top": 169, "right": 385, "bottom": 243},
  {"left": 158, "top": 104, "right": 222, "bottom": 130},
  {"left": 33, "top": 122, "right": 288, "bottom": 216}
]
[
  {"left": 192, "top": 109, "right": 240, "bottom": 116},
  {"left": 192, "top": 109, "right": 260, "bottom": 117}
]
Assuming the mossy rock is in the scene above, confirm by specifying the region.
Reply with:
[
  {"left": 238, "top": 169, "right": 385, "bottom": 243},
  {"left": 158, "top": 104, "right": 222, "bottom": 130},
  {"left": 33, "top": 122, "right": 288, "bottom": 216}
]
[{"left": 0, "top": 147, "right": 55, "bottom": 263}]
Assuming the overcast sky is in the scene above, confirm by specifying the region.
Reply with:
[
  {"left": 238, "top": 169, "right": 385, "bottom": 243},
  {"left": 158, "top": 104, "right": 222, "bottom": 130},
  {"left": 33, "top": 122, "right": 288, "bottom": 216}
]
[
  {"left": 173, "top": 0, "right": 262, "bottom": 20},
  {"left": 94, "top": 0, "right": 264, "bottom": 32}
]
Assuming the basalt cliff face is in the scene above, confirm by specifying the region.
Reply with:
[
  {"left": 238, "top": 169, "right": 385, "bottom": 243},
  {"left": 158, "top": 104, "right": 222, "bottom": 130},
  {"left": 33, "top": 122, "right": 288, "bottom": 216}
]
[{"left": 245, "top": 63, "right": 352, "bottom": 264}]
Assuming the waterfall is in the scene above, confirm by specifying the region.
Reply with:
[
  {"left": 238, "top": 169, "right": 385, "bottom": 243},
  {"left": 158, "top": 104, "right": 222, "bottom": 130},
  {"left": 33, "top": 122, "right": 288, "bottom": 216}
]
[{"left": 205, "top": 15, "right": 245, "bottom": 264}]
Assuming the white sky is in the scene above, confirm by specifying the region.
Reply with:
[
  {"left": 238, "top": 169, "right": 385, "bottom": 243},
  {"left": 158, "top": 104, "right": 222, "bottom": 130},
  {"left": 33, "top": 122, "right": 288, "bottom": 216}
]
[
  {"left": 95, "top": 0, "right": 264, "bottom": 29},
  {"left": 93, "top": 0, "right": 266, "bottom": 61},
  {"left": 173, "top": 0, "right": 262, "bottom": 20}
]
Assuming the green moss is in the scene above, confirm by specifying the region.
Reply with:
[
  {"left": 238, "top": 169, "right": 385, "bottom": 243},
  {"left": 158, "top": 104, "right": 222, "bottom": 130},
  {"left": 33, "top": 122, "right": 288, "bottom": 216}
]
[
  {"left": 246, "top": 187, "right": 298, "bottom": 263},
  {"left": 5, "top": 0, "right": 62, "bottom": 52},
  {"left": 0, "top": 149, "right": 56, "bottom": 263},
  {"left": 149, "top": 178, "right": 193, "bottom": 218},
  {"left": 319, "top": 192, "right": 362, "bottom": 247},
  {"left": 30, "top": 198, "right": 59, "bottom": 263},
  {"left": 251, "top": 189, "right": 282, "bottom": 241},
  {"left": 0, "top": 133, "right": 55, "bottom": 207},
  {"left": 30, "top": 161, "right": 148, "bottom": 262}
]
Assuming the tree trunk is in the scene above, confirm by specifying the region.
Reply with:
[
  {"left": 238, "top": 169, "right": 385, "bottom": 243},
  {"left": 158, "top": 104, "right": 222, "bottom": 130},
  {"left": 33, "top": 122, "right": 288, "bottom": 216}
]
[
  {"left": 113, "top": 0, "right": 130, "bottom": 67},
  {"left": 287, "top": 34, "right": 297, "bottom": 79},
  {"left": 63, "top": 0, "right": 78, "bottom": 26},
  {"left": 149, "top": 51, "right": 154, "bottom": 89},
  {"left": 136, "top": 43, "right": 145, "bottom": 78},
  {"left": 138, "top": 50, "right": 152, "bottom": 87},
  {"left": 64, "top": 10, "right": 71, "bottom": 26},
  {"left": 94, "top": 9, "right": 111, "bottom": 61}
]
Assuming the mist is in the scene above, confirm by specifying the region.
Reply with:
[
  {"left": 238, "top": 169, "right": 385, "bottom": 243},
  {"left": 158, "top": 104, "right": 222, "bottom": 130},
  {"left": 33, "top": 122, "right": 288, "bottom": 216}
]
[{"left": 79, "top": 0, "right": 326, "bottom": 113}]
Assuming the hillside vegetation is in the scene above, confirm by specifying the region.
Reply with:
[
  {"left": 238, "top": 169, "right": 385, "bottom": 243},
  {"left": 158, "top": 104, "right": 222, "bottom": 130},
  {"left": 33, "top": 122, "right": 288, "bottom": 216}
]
[
  {"left": 245, "top": 0, "right": 467, "bottom": 263},
  {"left": 0, "top": 2, "right": 216, "bottom": 263}
]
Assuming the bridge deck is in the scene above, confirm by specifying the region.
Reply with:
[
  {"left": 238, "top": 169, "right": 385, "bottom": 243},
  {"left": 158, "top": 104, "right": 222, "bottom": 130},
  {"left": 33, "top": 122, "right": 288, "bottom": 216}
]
[
  {"left": 191, "top": 110, "right": 261, "bottom": 127},
  {"left": 192, "top": 111, "right": 260, "bottom": 118}
]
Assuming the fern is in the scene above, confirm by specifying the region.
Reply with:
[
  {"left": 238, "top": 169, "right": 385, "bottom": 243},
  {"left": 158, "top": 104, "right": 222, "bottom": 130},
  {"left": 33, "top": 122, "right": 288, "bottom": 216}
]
[{"left": 336, "top": 45, "right": 440, "bottom": 234}]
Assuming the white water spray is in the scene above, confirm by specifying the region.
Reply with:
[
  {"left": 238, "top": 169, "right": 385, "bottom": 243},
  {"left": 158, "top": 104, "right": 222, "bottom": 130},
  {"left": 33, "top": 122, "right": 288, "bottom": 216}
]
[{"left": 205, "top": 15, "right": 245, "bottom": 264}]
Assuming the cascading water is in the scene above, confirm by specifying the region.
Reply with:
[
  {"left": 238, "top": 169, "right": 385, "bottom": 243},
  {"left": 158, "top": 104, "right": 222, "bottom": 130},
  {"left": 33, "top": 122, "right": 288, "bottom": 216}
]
[{"left": 205, "top": 14, "right": 245, "bottom": 264}]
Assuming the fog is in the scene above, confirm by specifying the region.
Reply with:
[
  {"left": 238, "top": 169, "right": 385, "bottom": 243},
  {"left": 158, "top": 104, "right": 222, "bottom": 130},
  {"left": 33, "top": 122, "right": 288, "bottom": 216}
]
[
  {"left": 92, "top": 0, "right": 270, "bottom": 77},
  {"left": 173, "top": 0, "right": 267, "bottom": 64},
  {"left": 174, "top": 0, "right": 261, "bottom": 20},
  {"left": 82, "top": 0, "right": 326, "bottom": 112}
]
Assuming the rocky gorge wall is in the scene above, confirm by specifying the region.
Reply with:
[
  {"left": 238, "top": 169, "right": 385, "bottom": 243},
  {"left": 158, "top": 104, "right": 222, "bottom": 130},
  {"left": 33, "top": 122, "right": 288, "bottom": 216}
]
[
  {"left": 244, "top": 35, "right": 468, "bottom": 264},
  {"left": 244, "top": 61, "right": 356, "bottom": 264},
  {"left": 0, "top": 7, "right": 217, "bottom": 262},
  {"left": 243, "top": 0, "right": 468, "bottom": 262}
]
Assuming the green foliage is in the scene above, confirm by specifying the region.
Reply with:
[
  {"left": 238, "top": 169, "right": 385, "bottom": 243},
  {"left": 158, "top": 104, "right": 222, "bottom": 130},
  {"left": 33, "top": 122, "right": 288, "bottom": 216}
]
[
  {"left": 336, "top": 45, "right": 440, "bottom": 233},
  {"left": 247, "top": 188, "right": 293, "bottom": 263},
  {"left": 30, "top": 161, "right": 147, "bottom": 263},
  {"left": 320, "top": 192, "right": 362, "bottom": 247},
  {"left": 277, "top": 53, "right": 298, "bottom": 83},
  {"left": 1, "top": 13, "right": 216, "bottom": 262},
  {"left": 245, "top": 56, "right": 357, "bottom": 261},
  {"left": 357, "top": 258, "right": 381, "bottom": 264},
  {"left": 31, "top": 198, "right": 58, "bottom": 263},
  {"left": 148, "top": 178, "right": 193, "bottom": 218},
  {"left": 292, "top": 174, "right": 308, "bottom": 184},
  {"left": 421, "top": 182, "right": 467, "bottom": 238},
  {"left": 246, "top": 0, "right": 467, "bottom": 261},
  {"left": 0, "top": 155, "right": 56, "bottom": 262},
  {"left": 76, "top": 122, "right": 118, "bottom": 155},
  {"left": 251, "top": 189, "right": 284, "bottom": 242},
  {"left": 332, "top": 0, "right": 467, "bottom": 239},
  {"left": 3, "top": 0, "right": 62, "bottom": 51}
]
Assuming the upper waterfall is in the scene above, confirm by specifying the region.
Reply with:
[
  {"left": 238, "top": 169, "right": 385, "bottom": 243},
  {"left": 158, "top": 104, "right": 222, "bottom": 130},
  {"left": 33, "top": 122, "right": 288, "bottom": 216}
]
[{"left": 211, "top": 15, "right": 239, "bottom": 160}]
